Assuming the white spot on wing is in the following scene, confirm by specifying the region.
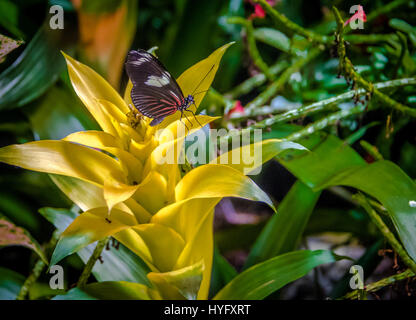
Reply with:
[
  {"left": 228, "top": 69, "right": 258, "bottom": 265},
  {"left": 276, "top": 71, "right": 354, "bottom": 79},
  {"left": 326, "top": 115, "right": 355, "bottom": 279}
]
[
  {"left": 409, "top": 200, "right": 416, "bottom": 208},
  {"left": 145, "top": 74, "right": 170, "bottom": 87},
  {"left": 131, "top": 57, "right": 149, "bottom": 66}
]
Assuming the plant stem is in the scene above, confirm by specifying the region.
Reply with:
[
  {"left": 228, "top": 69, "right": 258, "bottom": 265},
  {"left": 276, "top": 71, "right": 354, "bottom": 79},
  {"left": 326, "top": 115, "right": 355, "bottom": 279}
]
[
  {"left": 333, "top": 6, "right": 416, "bottom": 118},
  {"left": 353, "top": 193, "right": 416, "bottom": 274},
  {"left": 254, "top": 0, "right": 329, "bottom": 44},
  {"left": 366, "top": 0, "right": 409, "bottom": 23},
  {"left": 77, "top": 237, "right": 109, "bottom": 288},
  {"left": 16, "top": 259, "right": 46, "bottom": 300},
  {"left": 342, "top": 269, "right": 415, "bottom": 300},
  {"left": 244, "top": 47, "right": 322, "bottom": 113},
  {"left": 16, "top": 230, "right": 60, "bottom": 300},
  {"left": 227, "top": 17, "right": 274, "bottom": 81},
  {"left": 231, "top": 77, "right": 416, "bottom": 121},
  {"left": 360, "top": 140, "right": 384, "bottom": 161},
  {"left": 285, "top": 104, "right": 366, "bottom": 141},
  {"left": 225, "top": 61, "right": 289, "bottom": 99}
]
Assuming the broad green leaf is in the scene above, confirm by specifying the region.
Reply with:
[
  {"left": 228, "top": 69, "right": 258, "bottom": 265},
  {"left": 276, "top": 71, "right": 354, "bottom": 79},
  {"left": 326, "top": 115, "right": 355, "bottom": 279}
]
[
  {"left": 279, "top": 133, "right": 416, "bottom": 262},
  {"left": 209, "top": 246, "right": 238, "bottom": 298},
  {"left": 0, "top": 0, "right": 23, "bottom": 38},
  {"left": 254, "top": 28, "right": 291, "bottom": 52},
  {"left": 0, "top": 267, "right": 24, "bottom": 300},
  {"left": 214, "top": 250, "right": 343, "bottom": 300},
  {"left": 244, "top": 181, "right": 321, "bottom": 269},
  {"left": 53, "top": 281, "right": 159, "bottom": 300},
  {"left": 26, "top": 86, "right": 99, "bottom": 141},
  {"left": 0, "top": 214, "right": 48, "bottom": 263},
  {"left": 39, "top": 207, "right": 151, "bottom": 285},
  {"left": 0, "top": 24, "right": 75, "bottom": 110}
]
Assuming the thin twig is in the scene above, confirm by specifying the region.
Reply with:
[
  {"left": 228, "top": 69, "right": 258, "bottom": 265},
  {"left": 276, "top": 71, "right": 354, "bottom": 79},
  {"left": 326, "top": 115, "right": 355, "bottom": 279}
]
[
  {"left": 342, "top": 269, "right": 415, "bottom": 300},
  {"left": 353, "top": 193, "right": 416, "bottom": 274},
  {"left": 244, "top": 47, "right": 322, "bottom": 113},
  {"left": 254, "top": 0, "right": 329, "bottom": 44},
  {"left": 227, "top": 17, "right": 274, "bottom": 81},
  {"left": 16, "top": 230, "right": 60, "bottom": 300},
  {"left": 333, "top": 6, "right": 416, "bottom": 118},
  {"left": 77, "top": 237, "right": 110, "bottom": 288}
]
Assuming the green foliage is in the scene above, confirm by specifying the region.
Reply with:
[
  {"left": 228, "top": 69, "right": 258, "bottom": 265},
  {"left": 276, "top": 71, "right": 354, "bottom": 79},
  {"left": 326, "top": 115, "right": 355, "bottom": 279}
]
[{"left": 1, "top": 0, "right": 416, "bottom": 301}]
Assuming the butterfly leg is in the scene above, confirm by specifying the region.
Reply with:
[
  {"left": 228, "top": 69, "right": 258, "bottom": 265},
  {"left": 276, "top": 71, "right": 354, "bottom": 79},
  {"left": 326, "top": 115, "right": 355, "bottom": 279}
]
[
  {"left": 180, "top": 111, "right": 190, "bottom": 134},
  {"left": 186, "top": 105, "right": 203, "bottom": 128}
]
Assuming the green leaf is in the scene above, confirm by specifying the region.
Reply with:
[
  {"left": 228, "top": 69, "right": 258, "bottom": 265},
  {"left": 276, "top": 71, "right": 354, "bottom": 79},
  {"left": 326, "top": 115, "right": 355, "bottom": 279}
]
[
  {"left": 0, "top": 23, "right": 76, "bottom": 110},
  {"left": 254, "top": 28, "right": 291, "bottom": 53},
  {"left": 53, "top": 281, "right": 157, "bottom": 300},
  {"left": 389, "top": 18, "right": 416, "bottom": 46},
  {"left": 213, "top": 250, "right": 343, "bottom": 300},
  {"left": 0, "top": 267, "right": 24, "bottom": 300},
  {"left": 26, "top": 86, "right": 99, "bottom": 141},
  {"left": 279, "top": 133, "right": 416, "bottom": 262},
  {"left": 0, "top": 0, "right": 24, "bottom": 39},
  {"left": 0, "top": 214, "right": 48, "bottom": 263},
  {"left": 39, "top": 207, "right": 151, "bottom": 285},
  {"left": 244, "top": 181, "right": 321, "bottom": 269},
  {"left": 209, "top": 246, "right": 238, "bottom": 298}
]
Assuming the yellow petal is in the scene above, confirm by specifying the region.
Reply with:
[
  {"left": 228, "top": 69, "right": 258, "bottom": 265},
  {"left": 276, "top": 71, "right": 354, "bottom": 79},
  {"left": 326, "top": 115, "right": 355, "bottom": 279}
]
[
  {"left": 175, "top": 164, "right": 274, "bottom": 209},
  {"left": 129, "top": 138, "right": 158, "bottom": 163},
  {"left": 114, "top": 228, "right": 155, "bottom": 271},
  {"left": 132, "top": 223, "right": 185, "bottom": 272},
  {"left": 0, "top": 140, "right": 126, "bottom": 186},
  {"left": 63, "top": 131, "right": 122, "bottom": 149},
  {"left": 210, "top": 138, "right": 306, "bottom": 175},
  {"left": 160, "top": 43, "right": 234, "bottom": 127},
  {"left": 151, "top": 198, "right": 219, "bottom": 300},
  {"left": 147, "top": 260, "right": 204, "bottom": 300},
  {"left": 133, "top": 171, "right": 168, "bottom": 214},
  {"left": 103, "top": 181, "right": 139, "bottom": 213},
  {"left": 50, "top": 175, "right": 134, "bottom": 214},
  {"left": 50, "top": 175, "right": 106, "bottom": 212},
  {"left": 62, "top": 52, "right": 129, "bottom": 128},
  {"left": 123, "top": 80, "right": 133, "bottom": 106},
  {"left": 157, "top": 115, "right": 219, "bottom": 145},
  {"left": 97, "top": 99, "right": 128, "bottom": 126},
  {"left": 51, "top": 207, "right": 136, "bottom": 265},
  {"left": 63, "top": 132, "right": 143, "bottom": 184}
]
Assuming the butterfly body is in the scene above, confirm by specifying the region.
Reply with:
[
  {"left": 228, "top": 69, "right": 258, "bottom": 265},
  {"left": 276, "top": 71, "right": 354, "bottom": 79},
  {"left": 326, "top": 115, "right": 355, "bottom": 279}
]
[{"left": 125, "top": 49, "right": 196, "bottom": 127}]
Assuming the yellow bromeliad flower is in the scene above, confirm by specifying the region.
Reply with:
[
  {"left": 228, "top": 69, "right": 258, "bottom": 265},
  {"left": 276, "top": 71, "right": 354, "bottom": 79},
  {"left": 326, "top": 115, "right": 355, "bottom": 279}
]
[{"left": 0, "top": 43, "right": 304, "bottom": 300}]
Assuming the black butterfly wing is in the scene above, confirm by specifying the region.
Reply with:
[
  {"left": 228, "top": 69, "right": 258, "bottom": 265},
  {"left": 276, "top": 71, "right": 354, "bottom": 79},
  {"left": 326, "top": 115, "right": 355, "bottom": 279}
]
[{"left": 125, "top": 49, "right": 184, "bottom": 126}]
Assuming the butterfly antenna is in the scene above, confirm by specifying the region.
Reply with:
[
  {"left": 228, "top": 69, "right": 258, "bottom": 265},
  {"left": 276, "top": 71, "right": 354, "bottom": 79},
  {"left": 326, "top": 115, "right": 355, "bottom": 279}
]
[
  {"left": 192, "top": 89, "right": 210, "bottom": 97},
  {"left": 191, "top": 64, "right": 215, "bottom": 97}
]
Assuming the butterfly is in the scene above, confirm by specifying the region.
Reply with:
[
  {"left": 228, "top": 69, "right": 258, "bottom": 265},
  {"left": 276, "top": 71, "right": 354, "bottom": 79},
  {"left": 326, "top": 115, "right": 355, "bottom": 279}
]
[{"left": 125, "top": 49, "right": 211, "bottom": 129}]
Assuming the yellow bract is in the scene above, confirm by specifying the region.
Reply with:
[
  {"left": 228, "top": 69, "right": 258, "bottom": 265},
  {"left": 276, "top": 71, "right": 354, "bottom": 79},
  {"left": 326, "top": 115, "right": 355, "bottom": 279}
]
[{"left": 0, "top": 44, "right": 302, "bottom": 300}]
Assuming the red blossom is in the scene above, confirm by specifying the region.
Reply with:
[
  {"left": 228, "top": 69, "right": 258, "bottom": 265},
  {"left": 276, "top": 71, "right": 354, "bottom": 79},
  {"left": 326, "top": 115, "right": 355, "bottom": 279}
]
[
  {"left": 248, "top": 0, "right": 278, "bottom": 20},
  {"left": 344, "top": 5, "right": 367, "bottom": 26},
  {"left": 228, "top": 100, "right": 245, "bottom": 116}
]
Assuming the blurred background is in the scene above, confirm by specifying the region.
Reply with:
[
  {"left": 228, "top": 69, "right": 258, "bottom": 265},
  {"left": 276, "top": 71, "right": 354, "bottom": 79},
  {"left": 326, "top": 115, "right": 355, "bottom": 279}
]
[{"left": 1, "top": 0, "right": 416, "bottom": 299}]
